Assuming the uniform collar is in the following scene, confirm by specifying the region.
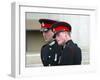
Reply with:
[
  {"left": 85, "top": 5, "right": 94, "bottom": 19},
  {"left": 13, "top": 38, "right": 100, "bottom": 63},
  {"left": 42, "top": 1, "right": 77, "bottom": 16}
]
[
  {"left": 66, "top": 40, "right": 72, "bottom": 45},
  {"left": 63, "top": 40, "right": 72, "bottom": 48}
]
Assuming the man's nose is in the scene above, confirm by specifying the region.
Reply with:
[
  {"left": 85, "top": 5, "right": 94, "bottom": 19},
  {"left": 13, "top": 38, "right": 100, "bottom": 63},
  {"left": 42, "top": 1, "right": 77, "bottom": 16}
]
[{"left": 43, "top": 32, "right": 46, "bottom": 36}]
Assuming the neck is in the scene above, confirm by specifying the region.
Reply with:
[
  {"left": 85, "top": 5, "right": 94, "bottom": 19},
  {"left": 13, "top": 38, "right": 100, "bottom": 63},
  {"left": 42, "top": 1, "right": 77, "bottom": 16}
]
[{"left": 45, "top": 38, "right": 54, "bottom": 44}]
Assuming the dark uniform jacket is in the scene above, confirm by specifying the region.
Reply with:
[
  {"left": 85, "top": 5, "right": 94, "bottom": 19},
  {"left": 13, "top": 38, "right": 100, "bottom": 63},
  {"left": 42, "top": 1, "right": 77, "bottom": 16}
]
[
  {"left": 59, "top": 40, "right": 82, "bottom": 65},
  {"left": 41, "top": 40, "right": 62, "bottom": 66}
]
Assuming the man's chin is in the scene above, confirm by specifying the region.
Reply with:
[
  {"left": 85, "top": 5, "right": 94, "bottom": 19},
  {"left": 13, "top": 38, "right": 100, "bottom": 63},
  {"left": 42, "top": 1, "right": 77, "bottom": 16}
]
[
  {"left": 44, "top": 39, "right": 49, "bottom": 42},
  {"left": 58, "top": 42, "right": 63, "bottom": 45}
]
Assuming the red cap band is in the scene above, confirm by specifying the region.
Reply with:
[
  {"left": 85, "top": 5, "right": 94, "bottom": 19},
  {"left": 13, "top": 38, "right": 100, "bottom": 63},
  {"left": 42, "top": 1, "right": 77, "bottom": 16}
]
[
  {"left": 41, "top": 23, "right": 52, "bottom": 28},
  {"left": 53, "top": 26, "right": 70, "bottom": 32}
]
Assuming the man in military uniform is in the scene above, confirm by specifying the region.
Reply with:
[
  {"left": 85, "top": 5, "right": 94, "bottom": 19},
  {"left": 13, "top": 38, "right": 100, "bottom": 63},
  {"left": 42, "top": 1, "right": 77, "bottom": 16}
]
[
  {"left": 39, "top": 19, "right": 62, "bottom": 66},
  {"left": 52, "top": 22, "right": 82, "bottom": 65}
]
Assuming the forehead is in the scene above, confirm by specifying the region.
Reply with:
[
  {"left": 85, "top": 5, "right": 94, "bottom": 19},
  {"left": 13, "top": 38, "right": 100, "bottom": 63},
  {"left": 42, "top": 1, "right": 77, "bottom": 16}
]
[{"left": 56, "top": 31, "right": 65, "bottom": 37}]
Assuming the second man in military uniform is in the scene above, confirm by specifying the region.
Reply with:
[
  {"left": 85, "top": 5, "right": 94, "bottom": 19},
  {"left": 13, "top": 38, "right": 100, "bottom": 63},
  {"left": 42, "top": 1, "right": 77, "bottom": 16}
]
[
  {"left": 52, "top": 21, "right": 82, "bottom": 65},
  {"left": 39, "top": 19, "right": 62, "bottom": 66}
]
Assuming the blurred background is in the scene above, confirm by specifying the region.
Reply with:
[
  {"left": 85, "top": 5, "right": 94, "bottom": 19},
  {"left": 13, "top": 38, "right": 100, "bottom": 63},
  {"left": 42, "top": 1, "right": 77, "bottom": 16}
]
[{"left": 25, "top": 12, "right": 90, "bottom": 67}]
